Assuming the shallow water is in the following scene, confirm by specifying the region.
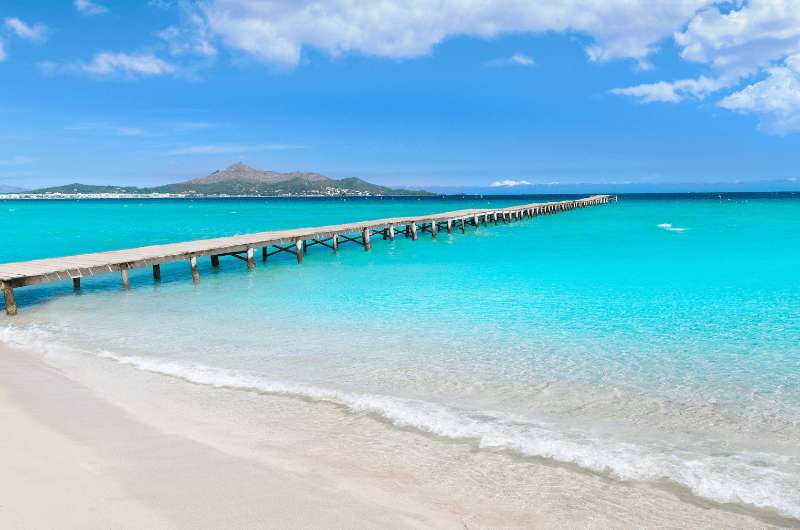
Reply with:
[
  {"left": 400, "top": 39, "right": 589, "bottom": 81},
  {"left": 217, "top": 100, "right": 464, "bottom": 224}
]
[{"left": 3, "top": 194, "right": 800, "bottom": 520}]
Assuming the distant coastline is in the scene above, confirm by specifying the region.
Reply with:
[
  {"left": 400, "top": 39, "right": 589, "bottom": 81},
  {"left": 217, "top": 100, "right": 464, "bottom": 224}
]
[
  {"left": 2, "top": 162, "right": 435, "bottom": 199},
  {"left": 0, "top": 191, "right": 432, "bottom": 200}
]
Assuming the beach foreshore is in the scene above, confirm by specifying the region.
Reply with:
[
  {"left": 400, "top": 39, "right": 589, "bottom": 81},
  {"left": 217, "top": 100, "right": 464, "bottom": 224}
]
[{"left": 0, "top": 341, "right": 791, "bottom": 529}]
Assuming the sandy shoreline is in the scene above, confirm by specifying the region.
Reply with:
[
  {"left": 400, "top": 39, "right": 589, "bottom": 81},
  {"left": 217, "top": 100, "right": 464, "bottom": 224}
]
[
  {"left": 0, "top": 341, "right": 793, "bottom": 529},
  {"left": 0, "top": 344, "right": 469, "bottom": 529}
]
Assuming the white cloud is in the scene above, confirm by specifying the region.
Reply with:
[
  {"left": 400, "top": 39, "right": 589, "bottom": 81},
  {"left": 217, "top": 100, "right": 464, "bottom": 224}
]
[
  {"left": 37, "top": 60, "right": 58, "bottom": 74},
  {"left": 67, "top": 123, "right": 144, "bottom": 136},
  {"left": 4, "top": 17, "right": 48, "bottom": 42},
  {"left": 169, "top": 144, "right": 304, "bottom": 155},
  {"left": 0, "top": 155, "right": 34, "bottom": 166},
  {"left": 718, "top": 54, "right": 800, "bottom": 134},
  {"left": 674, "top": 0, "right": 800, "bottom": 78},
  {"left": 158, "top": 2, "right": 217, "bottom": 57},
  {"left": 199, "top": 0, "right": 708, "bottom": 67},
  {"left": 116, "top": 127, "right": 143, "bottom": 136},
  {"left": 487, "top": 53, "right": 535, "bottom": 67},
  {"left": 74, "top": 0, "right": 109, "bottom": 16},
  {"left": 490, "top": 179, "right": 532, "bottom": 188},
  {"left": 610, "top": 75, "right": 732, "bottom": 103},
  {"left": 609, "top": 0, "right": 800, "bottom": 133},
  {"left": 82, "top": 52, "right": 176, "bottom": 76},
  {"left": 0, "top": 40, "right": 6, "bottom": 62},
  {"left": 159, "top": 25, "right": 217, "bottom": 56},
  {"left": 173, "top": 121, "right": 225, "bottom": 130}
]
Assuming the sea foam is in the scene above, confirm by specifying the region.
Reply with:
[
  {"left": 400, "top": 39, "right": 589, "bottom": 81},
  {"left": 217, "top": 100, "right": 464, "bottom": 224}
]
[{"left": 657, "top": 223, "right": 688, "bottom": 232}]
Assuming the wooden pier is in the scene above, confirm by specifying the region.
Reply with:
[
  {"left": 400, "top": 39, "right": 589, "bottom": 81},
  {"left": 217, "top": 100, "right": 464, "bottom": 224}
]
[{"left": 1, "top": 195, "right": 611, "bottom": 315}]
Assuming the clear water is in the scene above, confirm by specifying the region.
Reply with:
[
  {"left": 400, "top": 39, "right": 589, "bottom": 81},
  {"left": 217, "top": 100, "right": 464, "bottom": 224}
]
[{"left": 2, "top": 194, "right": 800, "bottom": 519}]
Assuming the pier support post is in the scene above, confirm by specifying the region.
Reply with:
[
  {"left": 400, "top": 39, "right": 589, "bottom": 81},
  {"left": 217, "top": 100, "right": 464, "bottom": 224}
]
[
  {"left": 3, "top": 284, "right": 17, "bottom": 316},
  {"left": 363, "top": 228, "right": 371, "bottom": 251},
  {"left": 332, "top": 234, "right": 339, "bottom": 251},
  {"left": 388, "top": 225, "right": 395, "bottom": 241},
  {"left": 153, "top": 264, "right": 161, "bottom": 281},
  {"left": 493, "top": 212, "right": 498, "bottom": 225},
  {"left": 247, "top": 247, "right": 255, "bottom": 270},
  {"left": 72, "top": 277, "right": 81, "bottom": 292},
  {"left": 189, "top": 257, "right": 199, "bottom": 284},
  {"left": 410, "top": 223, "right": 418, "bottom": 240},
  {"left": 295, "top": 240, "right": 303, "bottom": 264},
  {"left": 211, "top": 255, "right": 220, "bottom": 267},
  {"left": 472, "top": 215, "right": 479, "bottom": 227},
  {"left": 121, "top": 266, "right": 130, "bottom": 290},
  {"left": 460, "top": 219, "right": 465, "bottom": 233},
  {"left": 431, "top": 222, "right": 437, "bottom": 237},
  {"left": 446, "top": 220, "right": 452, "bottom": 233},
  {"left": 262, "top": 247, "right": 268, "bottom": 262}
]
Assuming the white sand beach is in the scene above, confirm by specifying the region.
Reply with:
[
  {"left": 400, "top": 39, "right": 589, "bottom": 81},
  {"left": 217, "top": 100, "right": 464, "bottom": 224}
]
[{"left": 0, "top": 341, "right": 790, "bottom": 529}]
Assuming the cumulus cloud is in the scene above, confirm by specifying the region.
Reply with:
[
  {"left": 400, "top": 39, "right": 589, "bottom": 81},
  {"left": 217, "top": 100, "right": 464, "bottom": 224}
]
[
  {"left": 606, "top": 0, "right": 800, "bottom": 134},
  {"left": 4, "top": 17, "right": 48, "bottom": 42},
  {"left": 490, "top": 179, "right": 532, "bottom": 188},
  {"left": 74, "top": 0, "right": 109, "bottom": 16},
  {"left": 0, "top": 40, "right": 6, "bottom": 62},
  {"left": 718, "top": 55, "right": 800, "bottom": 133},
  {"left": 198, "top": 0, "right": 707, "bottom": 67},
  {"left": 610, "top": 75, "right": 732, "bottom": 103},
  {"left": 82, "top": 52, "right": 176, "bottom": 76},
  {"left": 486, "top": 53, "right": 535, "bottom": 67},
  {"left": 674, "top": 0, "right": 800, "bottom": 78}
]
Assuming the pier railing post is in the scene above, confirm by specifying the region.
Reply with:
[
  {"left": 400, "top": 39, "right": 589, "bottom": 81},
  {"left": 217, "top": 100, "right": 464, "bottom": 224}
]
[
  {"left": 247, "top": 247, "right": 255, "bottom": 270},
  {"left": 363, "top": 228, "right": 371, "bottom": 251},
  {"left": 121, "top": 265, "right": 130, "bottom": 290},
  {"left": 3, "top": 284, "right": 17, "bottom": 316},
  {"left": 189, "top": 257, "right": 199, "bottom": 284}
]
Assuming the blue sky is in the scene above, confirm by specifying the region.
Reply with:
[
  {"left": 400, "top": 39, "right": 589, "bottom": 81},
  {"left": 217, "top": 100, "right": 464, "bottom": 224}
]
[{"left": 1, "top": 1, "right": 800, "bottom": 191}]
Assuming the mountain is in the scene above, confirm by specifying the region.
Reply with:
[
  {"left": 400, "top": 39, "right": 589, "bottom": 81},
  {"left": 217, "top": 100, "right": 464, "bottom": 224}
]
[
  {"left": 22, "top": 164, "right": 434, "bottom": 197},
  {"left": 189, "top": 162, "right": 330, "bottom": 185},
  {"left": 0, "top": 185, "right": 26, "bottom": 193}
]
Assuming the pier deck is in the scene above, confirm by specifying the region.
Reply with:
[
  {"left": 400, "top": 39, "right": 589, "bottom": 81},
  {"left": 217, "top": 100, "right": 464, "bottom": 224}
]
[{"left": 1, "top": 195, "right": 611, "bottom": 314}]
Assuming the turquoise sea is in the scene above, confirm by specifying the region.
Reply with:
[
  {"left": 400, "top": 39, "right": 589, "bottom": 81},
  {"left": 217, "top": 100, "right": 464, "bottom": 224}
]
[{"left": 2, "top": 194, "right": 800, "bottom": 520}]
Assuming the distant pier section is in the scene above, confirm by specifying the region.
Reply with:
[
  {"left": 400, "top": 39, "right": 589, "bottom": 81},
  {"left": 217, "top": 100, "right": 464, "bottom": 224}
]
[{"left": 1, "top": 196, "right": 611, "bottom": 315}]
